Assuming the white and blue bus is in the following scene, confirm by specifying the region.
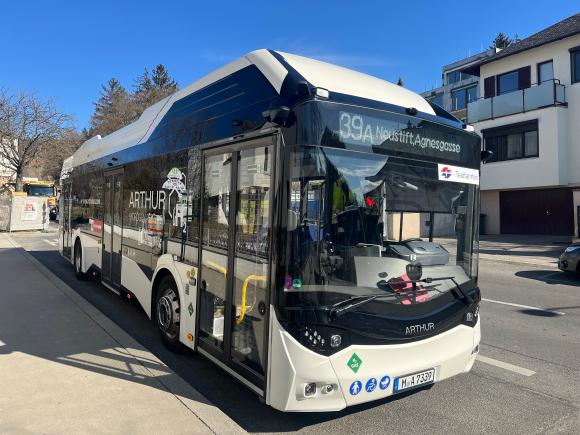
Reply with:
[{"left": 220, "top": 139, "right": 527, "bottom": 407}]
[{"left": 59, "top": 50, "right": 482, "bottom": 412}]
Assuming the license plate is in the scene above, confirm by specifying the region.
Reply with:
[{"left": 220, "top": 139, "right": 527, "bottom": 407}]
[{"left": 394, "top": 368, "right": 435, "bottom": 393}]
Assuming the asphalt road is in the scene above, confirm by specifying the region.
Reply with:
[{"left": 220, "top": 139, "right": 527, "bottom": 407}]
[{"left": 11, "top": 227, "right": 580, "bottom": 434}]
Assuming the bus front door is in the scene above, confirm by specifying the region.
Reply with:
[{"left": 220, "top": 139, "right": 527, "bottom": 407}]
[
  {"left": 102, "top": 171, "right": 123, "bottom": 288},
  {"left": 197, "top": 137, "right": 274, "bottom": 391}
]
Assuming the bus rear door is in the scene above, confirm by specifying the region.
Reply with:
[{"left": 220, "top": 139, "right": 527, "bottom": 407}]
[{"left": 102, "top": 170, "right": 123, "bottom": 288}]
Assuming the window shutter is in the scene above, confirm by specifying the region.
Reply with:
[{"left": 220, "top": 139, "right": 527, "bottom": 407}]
[
  {"left": 484, "top": 76, "right": 496, "bottom": 98},
  {"left": 518, "top": 66, "right": 531, "bottom": 89}
]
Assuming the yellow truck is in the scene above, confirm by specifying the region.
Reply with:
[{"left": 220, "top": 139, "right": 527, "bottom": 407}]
[{"left": 23, "top": 180, "right": 58, "bottom": 220}]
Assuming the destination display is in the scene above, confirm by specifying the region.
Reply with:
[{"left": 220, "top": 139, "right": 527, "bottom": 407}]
[
  {"left": 295, "top": 102, "right": 481, "bottom": 168},
  {"left": 339, "top": 111, "right": 462, "bottom": 154}
]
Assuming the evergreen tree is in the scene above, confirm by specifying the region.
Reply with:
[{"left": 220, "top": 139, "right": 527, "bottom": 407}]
[
  {"left": 490, "top": 32, "right": 513, "bottom": 50},
  {"left": 86, "top": 65, "right": 179, "bottom": 139},
  {"left": 134, "top": 68, "right": 156, "bottom": 110},
  {"left": 89, "top": 78, "right": 135, "bottom": 137},
  {"left": 397, "top": 77, "right": 404, "bottom": 87},
  {"left": 133, "top": 64, "right": 178, "bottom": 118},
  {"left": 152, "top": 64, "right": 177, "bottom": 91},
  {"left": 135, "top": 68, "right": 154, "bottom": 96}
]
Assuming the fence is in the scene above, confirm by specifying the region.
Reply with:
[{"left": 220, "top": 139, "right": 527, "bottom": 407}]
[{"left": 0, "top": 195, "right": 49, "bottom": 232}]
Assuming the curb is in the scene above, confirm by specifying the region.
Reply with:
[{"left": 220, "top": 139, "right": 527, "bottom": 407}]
[{"left": 3, "top": 234, "right": 246, "bottom": 435}]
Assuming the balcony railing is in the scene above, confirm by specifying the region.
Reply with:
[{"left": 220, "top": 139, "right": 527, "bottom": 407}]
[{"left": 467, "top": 79, "right": 566, "bottom": 123}]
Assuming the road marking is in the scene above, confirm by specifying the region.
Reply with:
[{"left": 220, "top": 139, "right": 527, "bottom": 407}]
[
  {"left": 476, "top": 355, "right": 536, "bottom": 376},
  {"left": 42, "top": 239, "right": 58, "bottom": 247},
  {"left": 482, "top": 298, "right": 565, "bottom": 316}
]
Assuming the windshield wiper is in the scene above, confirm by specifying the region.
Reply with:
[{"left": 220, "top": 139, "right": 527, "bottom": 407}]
[
  {"left": 329, "top": 294, "right": 396, "bottom": 320},
  {"left": 424, "top": 276, "right": 473, "bottom": 304},
  {"left": 284, "top": 276, "right": 472, "bottom": 321},
  {"left": 379, "top": 276, "right": 472, "bottom": 304}
]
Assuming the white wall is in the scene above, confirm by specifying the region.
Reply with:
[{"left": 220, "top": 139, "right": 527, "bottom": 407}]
[
  {"left": 566, "top": 83, "right": 580, "bottom": 185},
  {"left": 480, "top": 190, "right": 500, "bottom": 235},
  {"left": 476, "top": 34, "right": 580, "bottom": 191},
  {"left": 475, "top": 106, "right": 568, "bottom": 190},
  {"left": 573, "top": 190, "right": 580, "bottom": 238},
  {"left": 480, "top": 34, "right": 580, "bottom": 87}
]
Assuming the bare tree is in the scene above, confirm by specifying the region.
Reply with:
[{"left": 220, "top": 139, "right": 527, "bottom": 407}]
[
  {"left": 30, "top": 129, "right": 82, "bottom": 183},
  {"left": 0, "top": 90, "right": 73, "bottom": 191}
]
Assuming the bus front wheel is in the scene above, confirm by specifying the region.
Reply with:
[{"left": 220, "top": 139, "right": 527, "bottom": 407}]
[
  {"left": 74, "top": 241, "right": 86, "bottom": 280},
  {"left": 156, "top": 276, "right": 186, "bottom": 353}
]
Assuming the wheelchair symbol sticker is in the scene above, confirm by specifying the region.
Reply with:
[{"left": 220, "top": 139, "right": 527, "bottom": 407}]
[{"left": 365, "top": 378, "right": 377, "bottom": 392}]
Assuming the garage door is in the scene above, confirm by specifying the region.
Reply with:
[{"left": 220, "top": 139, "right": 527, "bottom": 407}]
[{"left": 500, "top": 188, "right": 574, "bottom": 235}]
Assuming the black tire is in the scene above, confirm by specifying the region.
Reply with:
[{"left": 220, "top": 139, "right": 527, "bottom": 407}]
[
  {"left": 155, "top": 276, "right": 186, "bottom": 353},
  {"left": 74, "top": 241, "right": 86, "bottom": 280}
]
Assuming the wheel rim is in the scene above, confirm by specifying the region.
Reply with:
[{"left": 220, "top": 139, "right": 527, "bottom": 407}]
[
  {"left": 75, "top": 246, "right": 81, "bottom": 273},
  {"left": 157, "top": 288, "right": 180, "bottom": 339}
]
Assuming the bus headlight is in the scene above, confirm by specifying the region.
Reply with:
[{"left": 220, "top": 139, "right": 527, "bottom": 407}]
[
  {"left": 330, "top": 334, "right": 342, "bottom": 348},
  {"left": 292, "top": 325, "right": 349, "bottom": 355},
  {"left": 463, "top": 303, "right": 479, "bottom": 327},
  {"left": 304, "top": 382, "right": 317, "bottom": 397}
]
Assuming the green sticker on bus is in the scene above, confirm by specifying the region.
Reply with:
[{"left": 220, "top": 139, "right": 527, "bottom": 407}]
[
  {"left": 188, "top": 303, "right": 194, "bottom": 316},
  {"left": 347, "top": 353, "right": 362, "bottom": 373}
]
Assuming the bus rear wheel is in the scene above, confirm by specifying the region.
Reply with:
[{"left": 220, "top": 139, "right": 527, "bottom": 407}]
[
  {"left": 156, "top": 276, "right": 186, "bottom": 353},
  {"left": 74, "top": 241, "right": 86, "bottom": 280}
]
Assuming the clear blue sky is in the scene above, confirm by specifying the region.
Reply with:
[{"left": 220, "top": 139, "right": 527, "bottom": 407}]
[{"left": 1, "top": 1, "right": 578, "bottom": 130}]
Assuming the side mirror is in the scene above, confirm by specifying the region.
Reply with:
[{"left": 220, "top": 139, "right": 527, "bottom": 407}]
[
  {"left": 262, "top": 106, "right": 291, "bottom": 127},
  {"left": 481, "top": 150, "right": 494, "bottom": 162}
]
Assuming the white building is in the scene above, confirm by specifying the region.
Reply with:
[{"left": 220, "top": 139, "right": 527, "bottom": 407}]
[
  {"left": 467, "top": 13, "right": 580, "bottom": 237},
  {"left": 421, "top": 48, "right": 498, "bottom": 122}
]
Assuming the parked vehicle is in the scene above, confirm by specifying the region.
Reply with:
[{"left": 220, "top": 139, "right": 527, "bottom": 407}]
[
  {"left": 24, "top": 181, "right": 58, "bottom": 220},
  {"left": 558, "top": 243, "right": 580, "bottom": 274}
]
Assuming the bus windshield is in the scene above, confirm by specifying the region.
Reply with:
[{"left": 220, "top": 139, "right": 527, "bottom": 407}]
[{"left": 281, "top": 146, "right": 479, "bottom": 311}]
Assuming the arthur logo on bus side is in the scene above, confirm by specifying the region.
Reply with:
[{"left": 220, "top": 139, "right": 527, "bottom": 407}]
[
  {"left": 128, "top": 167, "right": 188, "bottom": 230},
  {"left": 162, "top": 167, "right": 187, "bottom": 228}
]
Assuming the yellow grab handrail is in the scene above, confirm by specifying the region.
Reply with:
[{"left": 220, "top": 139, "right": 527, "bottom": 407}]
[
  {"left": 207, "top": 260, "right": 227, "bottom": 277},
  {"left": 237, "top": 274, "right": 266, "bottom": 325}
]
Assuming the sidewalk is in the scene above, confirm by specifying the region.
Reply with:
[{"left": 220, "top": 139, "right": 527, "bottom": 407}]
[
  {"left": 478, "top": 234, "right": 569, "bottom": 268},
  {"left": 0, "top": 234, "right": 244, "bottom": 434}
]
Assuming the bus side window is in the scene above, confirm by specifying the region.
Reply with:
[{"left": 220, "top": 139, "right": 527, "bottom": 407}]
[{"left": 184, "top": 147, "right": 202, "bottom": 266}]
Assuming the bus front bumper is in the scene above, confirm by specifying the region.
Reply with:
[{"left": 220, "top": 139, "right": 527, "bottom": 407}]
[{"left": 267, "top": 314, "right": 480, "bottom": 412}]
